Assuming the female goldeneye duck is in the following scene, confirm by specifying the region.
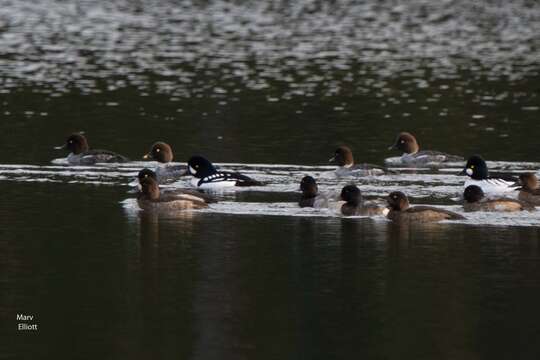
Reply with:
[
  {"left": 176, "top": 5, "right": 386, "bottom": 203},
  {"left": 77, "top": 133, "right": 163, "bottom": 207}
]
[
  {"left": 340, "top": 184, "right": 387, "bottom": 216},
  {"left": 329, "top": 146, "right": 387, "bottom": 176},
  {"left": 137, "top": 171, "right": 210, "bottom": 211},
  {"left": 137, "top": 168, "right": 216, "bottom": 203},
  {"left": 142, "top": 142, "right": 187, "bottom": 183},
  {"left": 299, "top": 176, "right": 328, "bottom": 208},
  {"left": 386, "top": 132, "right": 463, "bottom": 166},
  {"left": 143, "top": 141, "right": 174, "bottom": 163},
  {"left": 187, "top": 155, "right": 263, "bottom": 188},
  {"left": 386, "top": 191, "right": 465, "bottom": 222},
  {"left": 518, "top": 173, "right": 540, "bottom": 206},
  {"left": 463, "top": 185, "right": 533, "bottom": 212},
  {"left": 55, "top": 133, "right": 128, "bottom": 165},
  {"left": 460, "top": 154, "right": 518, "bottom": 194}
]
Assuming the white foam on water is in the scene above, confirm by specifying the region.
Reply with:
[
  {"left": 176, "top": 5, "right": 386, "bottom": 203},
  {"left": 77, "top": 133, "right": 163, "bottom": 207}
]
[
  {"left": 5, "top": 161, "right": 540, "bottom": 226},
  {"left": 120, "top": 196, "right": 540, "bottom": 227}
]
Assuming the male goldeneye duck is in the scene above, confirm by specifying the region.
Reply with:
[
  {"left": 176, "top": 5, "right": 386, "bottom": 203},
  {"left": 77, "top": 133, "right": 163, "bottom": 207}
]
[
  {"left": 55, "top": 133, "right": 128, "bottom": 165},
  {"left": 137, "top": 173, "right": 209, "bottom": 211},
  {"left": 299, "top": 176, "right": 328, "bottom": 208},
  {"left": 386, "top": 132, "right": 463, "bottom": 166},
  {"left": 329, "top": 146, "right": 387, "bottom": 176},
  {"left": 386, "top": 191, "right": 465, "bottom": 222},
  {"left": 463, "top": 185, "right": 533, "bottom": 212},
  {"left": 518, "top": 173, "right": 540, "bottom": 206},
  {"left": 460, "top": 155, "right": 518, "bottom": 194},
  {"left": 187, "top": 155, "right": 263, "bottom": 189},
  {"left": 340, "top": 184, "right": 387, "bottom": 216},
  {"left": 142, "top": 142, "right": 187, "bottom": 183}
]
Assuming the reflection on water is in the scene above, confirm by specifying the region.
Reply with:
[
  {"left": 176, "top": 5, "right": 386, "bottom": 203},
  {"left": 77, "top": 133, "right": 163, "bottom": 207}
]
[
  {"left": 3, "top": 180, "right": 540, "bottom": 358},
  {"left": 1, "top": 0, "right": 539, "bottom": 95},
  {"left": 2, "top": 0, "right": 540, "bottom": 358},
  {"left": 0, "top": 0, "right": 539, "bottom": 166}
]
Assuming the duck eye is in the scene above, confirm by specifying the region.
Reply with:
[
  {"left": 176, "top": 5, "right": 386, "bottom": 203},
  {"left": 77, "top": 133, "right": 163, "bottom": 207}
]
[
  {"left": 471, "top": 165, "right": 475, "bottom": 169},
  {"left": 400, "top": 140, "right": 404, "bottom": 143},
  {"left": 69, "top": 140, "right": 73, "bottom": 143},
  {"left": 156, "top": 148, "right": 160, "bottom": 152},
  {"left": 195, "top": 165, "right": 199, "bottom": 168}
]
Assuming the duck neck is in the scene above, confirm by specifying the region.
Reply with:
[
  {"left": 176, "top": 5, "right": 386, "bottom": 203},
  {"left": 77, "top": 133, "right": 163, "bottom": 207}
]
[{"left": 142, "top": 183, "right": 160, "bottom": 200}]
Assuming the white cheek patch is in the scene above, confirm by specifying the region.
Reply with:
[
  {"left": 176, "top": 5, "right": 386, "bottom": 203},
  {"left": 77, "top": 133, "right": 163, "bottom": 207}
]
[
  {"left": 466, "top": 168, "right": 473, "bottom": 176},
  {"left": 189, "top": 166, "right": 197, "bottom": 175}
]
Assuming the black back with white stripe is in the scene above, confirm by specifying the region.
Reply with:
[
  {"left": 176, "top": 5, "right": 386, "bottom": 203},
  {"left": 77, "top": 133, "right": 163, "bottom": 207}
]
[
  {"left": 461, "top": 155, "right": 518, "bottom": 183},
  {"left": 187, "top": 156, "right": 263, "bottom": 187}
]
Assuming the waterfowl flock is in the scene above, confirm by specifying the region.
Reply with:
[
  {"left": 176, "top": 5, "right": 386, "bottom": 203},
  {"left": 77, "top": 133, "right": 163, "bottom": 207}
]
[{"left": 55, "top": 131, "right": 540, "bottom": 223}]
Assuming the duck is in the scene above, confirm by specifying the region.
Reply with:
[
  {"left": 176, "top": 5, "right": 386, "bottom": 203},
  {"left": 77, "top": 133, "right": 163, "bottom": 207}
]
[
  {"left": 460, "top": 155, "right": 518, "bottom": 194},
  {"left": 187, "top": 155, "right": 263, "bottom": 188},
  {"left": 386, "top": 191, "right": 465, "bottom": 222},
  {"left": 386, "top": 132, "right": 463, "bottom": 166},
  {"left": 137, "top": 169, "right": 211, "bottom": 211},
  {"left": 55, "top": 133, "right": 128, "bottom": 165},
  {"left": 142, "top": 142, "right": 187, "bottom": 183},
  {"left": 340, "top": 185, "right": 387, "bottom": 216},
  {"left": 329, "top": 146, "right": 388, "bottom": 176},
  {"left": 463, "top": 185, "right": 533, "bottom": 212},
  {"left": 137, "top": 168, "right": 216, "bottom": 203},
  {"left": 517, "top": 173, "right": 540, "bottom": 206},
  {"left": 299, "top": 176, "right": 328, "bottom": 208}
]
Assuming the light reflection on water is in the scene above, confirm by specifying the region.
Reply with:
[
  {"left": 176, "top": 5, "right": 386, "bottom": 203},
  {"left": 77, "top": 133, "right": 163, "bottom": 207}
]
[{"left": 1, "top": 0, "right": 539, "bottom": 96}]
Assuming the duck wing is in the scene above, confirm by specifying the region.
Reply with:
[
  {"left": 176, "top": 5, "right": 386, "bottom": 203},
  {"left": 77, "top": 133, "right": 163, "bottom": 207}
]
[
  {"left": 351, "top": 163, "right": 397, "bottom": 175},
  {"left": 407, "top": 205, "right": 465, "bottom": 220},
  {"left": 84, "top": 149, "right": 129, "bottom": 163},
  {"left": 159, "top": 193, "right": 208, "bottom": 207},
  {"left": 488, "top": 172, "right": 520, "bottom": 184},
  {"left": 161, "top": 189, "right": 217, "bottom": 204},
  {"left": 414, "top": 150, "right": 464, "bottom": 162}
]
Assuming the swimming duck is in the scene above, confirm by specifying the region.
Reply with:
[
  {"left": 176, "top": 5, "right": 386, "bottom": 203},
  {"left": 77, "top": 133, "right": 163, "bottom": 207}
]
[
  {"left": 386, "top": 191, "right": 465, "bottom": 222},
  {"left": 386, "top": 132, "right": 463, "bottom": 166},
  {"left": 187, "top": 155, "right": 263, "bottom": 188},
  {"left": 463, "top": 185, "right": 533, "bottom": 212},
  {"left": 137, "top": 170, "right": 210, "bottom": 211},
  {"left": 340, "top": 185, "right": 387, "bottom": 216},
  {"left": 137, "top": 168, "right": 216, "bottom": 203},
  {"left": 517, "top": 173, "right": 540, "bottom": 206},
  {"left": 299, "top": 176, "right": 328, "bottom": 208},
  {"left": 329, "top": 146, "right": 387, "bottom": 176},
  {"left": 55, "top": 133, "right": 128, "bottom": 165},
  {"left": 142, "top": 142, "right": 187, "bottom": 183},
  {"left": 460, "top": 155, "right": 518, "bottom": 194}
]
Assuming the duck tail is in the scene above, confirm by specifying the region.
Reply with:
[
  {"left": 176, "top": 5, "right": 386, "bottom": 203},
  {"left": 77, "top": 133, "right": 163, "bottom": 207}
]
[{"left": 232, "top": 173, "right": 264, "bottom": 186}]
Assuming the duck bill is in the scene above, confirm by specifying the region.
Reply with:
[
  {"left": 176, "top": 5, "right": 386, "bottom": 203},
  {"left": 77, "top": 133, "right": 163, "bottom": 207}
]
[
  {"left": 328, "top": 156, "right": 336, "bottom": 163},
  {"left": 54, "top": 144, "right": 66, "bottom": 150},
  {"left": 458, "top": 168, "right": 467, "bottom": 176},
  {"left": 142, "top": 153, "right": 151, "bottom": 160},
  {"left": 388, "top": 143, "right": 398, "bottom": 151}
]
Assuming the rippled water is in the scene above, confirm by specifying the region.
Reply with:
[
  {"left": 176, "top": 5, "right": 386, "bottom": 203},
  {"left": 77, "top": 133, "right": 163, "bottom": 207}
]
[{"left": 2, "top": 0, "right": 540, "bottom": 359}]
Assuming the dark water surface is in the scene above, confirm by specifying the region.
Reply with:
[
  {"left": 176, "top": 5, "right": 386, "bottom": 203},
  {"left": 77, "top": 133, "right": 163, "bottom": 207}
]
[{"left": 2, "top": 0, "right": 540, "bottom": 359}]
